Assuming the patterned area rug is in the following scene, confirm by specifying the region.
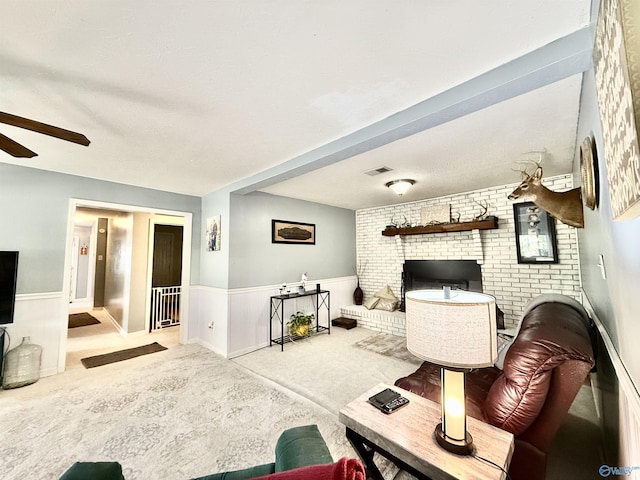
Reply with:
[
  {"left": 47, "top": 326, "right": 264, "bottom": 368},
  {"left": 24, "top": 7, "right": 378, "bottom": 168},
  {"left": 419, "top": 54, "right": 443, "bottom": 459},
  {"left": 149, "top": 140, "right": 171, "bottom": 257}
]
[
  {"left": 68, "top": 312, "right": 101, "bottom": 328},
  {"left": 0, "top": 327, "right": 598, "bottom": 480},
  {"left": 0, "top": 344, "right": 352, "bottom": 480},
  {"left": 353, "top": 332, "right": 422, "bottom": 366}
]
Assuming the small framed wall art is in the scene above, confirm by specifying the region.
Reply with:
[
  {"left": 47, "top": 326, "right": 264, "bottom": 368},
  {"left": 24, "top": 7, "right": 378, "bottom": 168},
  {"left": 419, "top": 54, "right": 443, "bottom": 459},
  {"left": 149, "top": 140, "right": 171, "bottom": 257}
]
[
  {"left": 272, "top": 219, "right": 315, "bottom": 245},
  {"left": 513, "top": 202, "right": 558, "bottom": 264},
  {"left": 206, "top": 215, "right": 221, "bottom": 251}
]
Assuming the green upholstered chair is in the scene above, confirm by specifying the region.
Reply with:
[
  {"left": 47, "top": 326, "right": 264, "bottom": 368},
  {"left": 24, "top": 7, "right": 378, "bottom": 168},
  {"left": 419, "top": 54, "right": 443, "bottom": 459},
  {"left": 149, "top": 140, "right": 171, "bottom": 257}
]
[
  {"left": 59, "top": 462, "right": 125, "bottom": 480},
  {"left": 58, "top": 425, "right": 334, "bottom": 480},
  {"left": 192, "top": 424, "right": 334, "bottom": 480}
]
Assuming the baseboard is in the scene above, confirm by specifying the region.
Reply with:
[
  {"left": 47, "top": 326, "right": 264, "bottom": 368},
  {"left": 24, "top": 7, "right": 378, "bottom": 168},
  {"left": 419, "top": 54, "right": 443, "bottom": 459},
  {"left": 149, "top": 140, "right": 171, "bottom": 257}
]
[
  {"left": 100, "top": 308, "right": 127, "bottom": 337},
  {"left": 195, "top": 338, "right": 228, "bottom": 358},
  {"left": 39, "top": 367, "right": 58, "bottom": 378},
  {"left": 227, "top": 340, "right": 271, "bottom": 359}
]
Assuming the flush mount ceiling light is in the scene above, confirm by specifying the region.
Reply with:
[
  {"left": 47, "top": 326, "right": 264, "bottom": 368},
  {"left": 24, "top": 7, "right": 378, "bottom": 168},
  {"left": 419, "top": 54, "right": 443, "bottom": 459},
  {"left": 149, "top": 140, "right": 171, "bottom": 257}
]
[{"left": 385, "top": 179, "right": 415, "bottom": 196}]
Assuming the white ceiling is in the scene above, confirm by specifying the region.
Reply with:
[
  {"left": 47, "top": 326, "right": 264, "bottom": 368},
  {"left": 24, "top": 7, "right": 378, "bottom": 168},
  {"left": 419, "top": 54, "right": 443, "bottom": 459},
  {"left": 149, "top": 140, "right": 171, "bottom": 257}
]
[{"left": 0, "top": 1, "right": 593, "bottom": 210}]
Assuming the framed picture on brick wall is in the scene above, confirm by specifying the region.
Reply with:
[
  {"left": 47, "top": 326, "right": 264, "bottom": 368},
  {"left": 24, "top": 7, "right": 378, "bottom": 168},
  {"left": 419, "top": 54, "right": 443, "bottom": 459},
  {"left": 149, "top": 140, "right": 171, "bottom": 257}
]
[{"left": 513, "top": 202, "right": 558, "bottom": 264}]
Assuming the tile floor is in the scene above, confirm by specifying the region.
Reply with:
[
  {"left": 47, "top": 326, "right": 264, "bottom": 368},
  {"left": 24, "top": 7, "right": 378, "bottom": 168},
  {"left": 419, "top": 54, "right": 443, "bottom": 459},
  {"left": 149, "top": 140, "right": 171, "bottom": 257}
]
[{"left": 65, "top": 307, "right": 181, "bottom": 370}]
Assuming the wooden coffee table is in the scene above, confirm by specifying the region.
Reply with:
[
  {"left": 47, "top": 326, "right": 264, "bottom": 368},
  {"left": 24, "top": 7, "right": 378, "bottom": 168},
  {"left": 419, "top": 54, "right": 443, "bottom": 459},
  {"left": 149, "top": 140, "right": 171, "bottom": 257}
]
[{"left": 339, "top": 383, "right": 514, "bottom": 480}]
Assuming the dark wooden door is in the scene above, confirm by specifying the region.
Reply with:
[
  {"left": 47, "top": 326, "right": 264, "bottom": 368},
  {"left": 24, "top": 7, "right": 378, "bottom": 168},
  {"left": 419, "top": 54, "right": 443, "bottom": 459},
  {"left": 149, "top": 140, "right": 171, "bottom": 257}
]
[{"left": 152, "top": 225, "right": 183, "bottom": 287}]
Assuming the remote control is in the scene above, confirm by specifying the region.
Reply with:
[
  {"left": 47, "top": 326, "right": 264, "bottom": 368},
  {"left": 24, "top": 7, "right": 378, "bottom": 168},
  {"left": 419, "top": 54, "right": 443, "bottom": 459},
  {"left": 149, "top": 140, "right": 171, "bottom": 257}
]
[
  {"left": 368, "top": 388, "right": 410, "bottom": 414},
  {"left": 382, "top": 396, "right": 409, "bottom": 413}
]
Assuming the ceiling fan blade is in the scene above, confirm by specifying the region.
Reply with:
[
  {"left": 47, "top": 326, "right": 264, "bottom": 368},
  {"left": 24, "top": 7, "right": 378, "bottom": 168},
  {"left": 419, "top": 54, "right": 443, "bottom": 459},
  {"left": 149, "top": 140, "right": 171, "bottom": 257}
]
[
  {"left": 0, "top": 132, "right": 38, "bottom": 158},
  {"left": 0, "top": 111, "right": 90, "bottom": 146}
]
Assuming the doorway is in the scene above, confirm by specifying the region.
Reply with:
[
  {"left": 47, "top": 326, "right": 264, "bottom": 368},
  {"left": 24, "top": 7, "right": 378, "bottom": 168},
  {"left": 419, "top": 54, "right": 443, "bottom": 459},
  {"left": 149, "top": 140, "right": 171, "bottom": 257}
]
[
  {"left": 61, "top": 200, "right": 192, "bottom": 372},
  {"left": 149, "top": 223, "right": 184, "bottom": 332},
  {"left": 69, "top": 221, "right": 96, "bottom": 308}
]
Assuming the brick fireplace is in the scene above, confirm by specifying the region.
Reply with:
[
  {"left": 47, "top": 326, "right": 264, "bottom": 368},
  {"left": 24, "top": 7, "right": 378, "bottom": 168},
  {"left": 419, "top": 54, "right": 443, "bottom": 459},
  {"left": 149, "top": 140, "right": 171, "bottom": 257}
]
[
  {"left": 354, "top": 175, "right": 581, "bottom": 334},
  {"left": 402, "top": 259, "right": 483, "bottom": 298}
]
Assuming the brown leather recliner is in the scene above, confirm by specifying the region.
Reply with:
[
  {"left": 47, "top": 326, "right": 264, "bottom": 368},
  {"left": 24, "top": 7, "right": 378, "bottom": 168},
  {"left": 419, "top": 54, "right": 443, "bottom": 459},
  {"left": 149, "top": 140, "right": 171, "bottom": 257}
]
[{"left": 394, "top": 295, "right": 595, "bottom": 480}]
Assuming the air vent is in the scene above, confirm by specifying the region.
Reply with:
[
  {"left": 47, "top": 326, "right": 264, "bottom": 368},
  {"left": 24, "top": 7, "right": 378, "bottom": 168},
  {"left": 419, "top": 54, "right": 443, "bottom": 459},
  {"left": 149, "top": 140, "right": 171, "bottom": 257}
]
[{"left": 364, "top": 166, "right": 393, "bottom": 176}]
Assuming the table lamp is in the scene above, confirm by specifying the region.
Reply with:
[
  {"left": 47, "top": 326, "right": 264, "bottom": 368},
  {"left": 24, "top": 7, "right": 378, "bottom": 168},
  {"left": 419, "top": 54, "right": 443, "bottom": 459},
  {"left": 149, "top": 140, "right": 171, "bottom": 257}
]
[{"left": 405, "top": 287, "right": 497, "bottom": 455}]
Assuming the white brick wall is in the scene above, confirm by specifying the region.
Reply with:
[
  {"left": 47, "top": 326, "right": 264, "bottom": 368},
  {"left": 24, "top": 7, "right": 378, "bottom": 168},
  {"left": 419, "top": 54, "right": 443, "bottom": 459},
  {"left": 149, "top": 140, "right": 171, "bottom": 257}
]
[{"left": 356, "top": 175, "right": 581, "bottom": 330}]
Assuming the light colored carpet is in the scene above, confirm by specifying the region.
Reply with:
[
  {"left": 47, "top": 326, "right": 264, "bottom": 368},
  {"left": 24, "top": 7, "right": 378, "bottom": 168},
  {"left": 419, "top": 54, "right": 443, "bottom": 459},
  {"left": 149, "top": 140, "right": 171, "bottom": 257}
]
[
  {"left": 231, "top": 327, "right": 419, "bottom": 416},
  {"left": 0, "top": 343, "right": 354, "bottom": 480},
  {"left": 234, "top": 328, "right": 604, "bottom": 480},
  {"left": 0, "top": 326, "right": 603, "bottom": 480}
]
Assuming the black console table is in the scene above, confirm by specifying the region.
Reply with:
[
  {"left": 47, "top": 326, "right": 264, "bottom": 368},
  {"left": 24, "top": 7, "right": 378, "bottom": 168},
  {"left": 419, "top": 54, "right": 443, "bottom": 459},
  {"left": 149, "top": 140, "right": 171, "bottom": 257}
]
[{"left": 270, "top": 290, "right": 330, "bottom": 351}]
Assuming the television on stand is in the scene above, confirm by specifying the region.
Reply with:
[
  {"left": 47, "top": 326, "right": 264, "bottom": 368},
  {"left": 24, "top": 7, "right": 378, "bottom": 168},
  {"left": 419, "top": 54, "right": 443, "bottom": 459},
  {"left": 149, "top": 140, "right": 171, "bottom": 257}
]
[
  {"left": 0, "top": 251, "right": 18, "bottom": 325},
  {"left": 0, "top": 251, "right": 18, "bottom": 380}
]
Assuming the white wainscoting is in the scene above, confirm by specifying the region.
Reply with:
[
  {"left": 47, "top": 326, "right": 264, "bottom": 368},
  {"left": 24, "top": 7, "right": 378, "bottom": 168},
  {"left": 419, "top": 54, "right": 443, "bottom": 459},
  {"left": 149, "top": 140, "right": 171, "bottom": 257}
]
[
  {"left": 189, "top": 285, "right": 229, "bottom": 357},
  {"left": 4, "top": 292, "right": 67, "bottom": 378},
  {"left": 210, "top": 275, "right": 357, "bottom": 359},
  {"left": 583, "top": 292, "right": 640, "bottom": 476},
  {"left": 4, "top": 280, "right": 355, "bottom": 377}
]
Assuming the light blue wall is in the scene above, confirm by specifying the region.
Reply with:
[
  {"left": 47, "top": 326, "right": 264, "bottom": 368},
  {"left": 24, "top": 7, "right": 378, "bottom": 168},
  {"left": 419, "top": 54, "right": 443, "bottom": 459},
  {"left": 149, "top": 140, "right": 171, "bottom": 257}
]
[
  {"left": 576, "top": 68, "right": 640, "bottom": 389},
  {"left": 200, "top": 188, "right": 231, "bottom": 289},
  {"left": 228, "top": 192, "right": 356, "bottom": 289},
  {"left": 0, "top": 163, "right": 201, "bottom": 294}
]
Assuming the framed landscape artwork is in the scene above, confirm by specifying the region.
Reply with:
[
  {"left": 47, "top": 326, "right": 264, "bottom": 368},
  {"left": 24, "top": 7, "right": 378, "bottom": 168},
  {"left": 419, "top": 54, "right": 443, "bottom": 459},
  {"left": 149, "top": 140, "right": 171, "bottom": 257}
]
[
  {"left": 513, "top": 202, "right": 558, "bottom": 264},
  {"left": 272, "top": 220, "right": 315, "bottom": 245}
]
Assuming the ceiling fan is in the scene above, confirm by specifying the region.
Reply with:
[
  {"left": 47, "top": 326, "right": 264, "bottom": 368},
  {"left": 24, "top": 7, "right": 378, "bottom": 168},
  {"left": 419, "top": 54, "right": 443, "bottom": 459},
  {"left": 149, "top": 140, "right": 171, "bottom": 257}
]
[{"left": 0, "top": 111, "right": 90, "bottom": 158}]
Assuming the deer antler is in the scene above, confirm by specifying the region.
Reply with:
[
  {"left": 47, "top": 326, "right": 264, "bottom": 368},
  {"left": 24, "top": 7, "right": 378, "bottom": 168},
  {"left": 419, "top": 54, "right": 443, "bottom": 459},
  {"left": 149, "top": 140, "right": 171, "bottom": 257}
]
[
  {"left": 521, "top": 149, "right": 546, "bottom": 172},
  {"left": 511, "top": 165, "right": 536, "bottom": 180},
  {"left": 513, "top": 158, "right": 544, "bottom": 179},
  {"left": 474, "top": 201, "right": 488, "bottom": 220}
]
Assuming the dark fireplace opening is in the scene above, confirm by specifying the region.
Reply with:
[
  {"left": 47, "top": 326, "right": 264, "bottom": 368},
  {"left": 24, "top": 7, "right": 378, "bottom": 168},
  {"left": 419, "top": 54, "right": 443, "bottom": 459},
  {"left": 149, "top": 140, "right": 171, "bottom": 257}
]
[
  {"left": 400, "top": 259, "right": 504, "bottom": 329},
  {"left": 401, "top": 260, "right": 482, "bottom": 311}
]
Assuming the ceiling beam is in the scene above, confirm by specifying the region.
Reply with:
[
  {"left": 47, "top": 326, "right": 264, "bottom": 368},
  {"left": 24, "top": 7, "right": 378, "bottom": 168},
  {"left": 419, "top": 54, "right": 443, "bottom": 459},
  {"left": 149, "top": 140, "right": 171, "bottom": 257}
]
[{"left": 230, "top": 26, "right": 593, "bottom": 196}]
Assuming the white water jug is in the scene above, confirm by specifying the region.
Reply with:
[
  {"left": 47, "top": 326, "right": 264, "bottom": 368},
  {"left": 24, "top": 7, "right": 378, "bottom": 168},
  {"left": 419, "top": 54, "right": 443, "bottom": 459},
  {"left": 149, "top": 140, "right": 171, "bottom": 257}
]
[{"left": 2, "top": 336, "right": 42, "bottom": 389}]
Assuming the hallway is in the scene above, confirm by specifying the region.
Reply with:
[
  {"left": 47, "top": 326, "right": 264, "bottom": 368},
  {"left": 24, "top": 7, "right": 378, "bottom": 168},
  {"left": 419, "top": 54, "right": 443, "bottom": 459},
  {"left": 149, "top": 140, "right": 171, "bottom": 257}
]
[{"left": 65, "top": 308, "right": 181, "bottom": 370}]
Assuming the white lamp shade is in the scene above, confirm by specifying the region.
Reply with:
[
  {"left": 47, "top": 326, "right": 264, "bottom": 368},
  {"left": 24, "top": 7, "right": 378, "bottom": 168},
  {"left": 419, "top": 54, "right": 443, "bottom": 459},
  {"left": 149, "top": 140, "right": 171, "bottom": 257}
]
[{"left": 405, "top": 289, "right": 497, "bottom": 368}]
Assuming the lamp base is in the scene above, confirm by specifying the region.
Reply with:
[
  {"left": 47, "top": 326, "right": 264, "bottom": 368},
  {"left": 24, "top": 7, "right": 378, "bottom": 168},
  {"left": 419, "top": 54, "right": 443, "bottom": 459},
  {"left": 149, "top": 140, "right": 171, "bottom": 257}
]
[{"left": 434, "top": 423, "right": 474, "bottom": 456}]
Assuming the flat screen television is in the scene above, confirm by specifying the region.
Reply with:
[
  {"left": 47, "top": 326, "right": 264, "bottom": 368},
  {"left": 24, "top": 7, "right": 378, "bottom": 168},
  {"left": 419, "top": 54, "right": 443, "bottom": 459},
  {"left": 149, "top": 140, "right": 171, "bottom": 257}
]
[{"left": 0, "top": 251, "right": 19, "bottom": 325}]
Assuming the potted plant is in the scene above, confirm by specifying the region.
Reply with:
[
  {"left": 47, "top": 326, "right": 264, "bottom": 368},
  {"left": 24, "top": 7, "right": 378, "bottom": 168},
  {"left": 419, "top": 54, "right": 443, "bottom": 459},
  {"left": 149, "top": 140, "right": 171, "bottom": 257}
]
[{"left": 287, "top": 311, "right": 315, "bottom": 338}]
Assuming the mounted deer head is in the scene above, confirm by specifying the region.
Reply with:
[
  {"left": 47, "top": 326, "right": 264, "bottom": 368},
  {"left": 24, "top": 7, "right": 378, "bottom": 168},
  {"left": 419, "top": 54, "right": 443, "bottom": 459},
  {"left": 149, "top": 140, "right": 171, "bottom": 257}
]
[{"left": 508, "top": 164, "right": 584, "bottom": 228}]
